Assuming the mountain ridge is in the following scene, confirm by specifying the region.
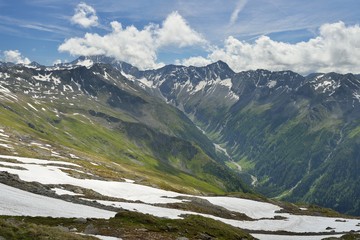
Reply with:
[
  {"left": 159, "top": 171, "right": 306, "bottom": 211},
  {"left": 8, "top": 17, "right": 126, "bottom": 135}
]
[
  {"left": 1, "top": 56, "right": 360, "bottom": 215},
  {"left": 75, "top": 56, "right": 359, "bottom": 215}
]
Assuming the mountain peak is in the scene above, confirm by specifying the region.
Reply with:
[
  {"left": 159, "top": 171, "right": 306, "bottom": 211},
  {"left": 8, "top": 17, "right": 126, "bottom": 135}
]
[
  {"left": 29, "top": 61, "right": 43, "bottom": 67},
  {"left": 205, "top": 60, "right": 234, "bottom": 74}
]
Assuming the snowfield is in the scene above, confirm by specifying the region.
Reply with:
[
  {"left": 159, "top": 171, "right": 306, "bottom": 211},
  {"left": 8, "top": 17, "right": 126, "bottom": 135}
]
[
  {"left": 201, "top": 196, "right": 281, "bottom": 219},
  {"left": 0, "top": 154, "right": 359, "bottom": 239},
  {"left": 0, "top": 183, "right": 115, "bottom": 219},
  {"left": 253, "top": 234, "right": 345, "bottom": 240}
]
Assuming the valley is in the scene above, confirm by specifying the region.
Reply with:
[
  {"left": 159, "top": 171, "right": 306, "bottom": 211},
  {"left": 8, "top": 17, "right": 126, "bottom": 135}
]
[
  {"left": 0, "top": 57, "right": 360, "bottom": 239},
  {"left": 0, "top": 154, "right": 359, "bottom": 239}
]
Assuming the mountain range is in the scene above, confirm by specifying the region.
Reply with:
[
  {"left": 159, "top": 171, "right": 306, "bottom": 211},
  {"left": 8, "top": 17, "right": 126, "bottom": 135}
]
[{"left": 1, "top": 55, "right": 359, "bottom": 216}]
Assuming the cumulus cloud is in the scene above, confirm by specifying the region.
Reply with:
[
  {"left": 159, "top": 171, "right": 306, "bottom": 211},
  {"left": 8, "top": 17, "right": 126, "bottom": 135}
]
[
  {"left": 156, "top": 12, "right": 206, "bottom": 47},
  {"left": 52, "top": 59, "right": 63, "bottom": 65},
  {"left": 71, "top": 2, "right": 98, "bottom": 28},
  {"left": 59, "top": 11, "right": 206, "bottom": 69},
  {"left": 175, "top": 56, "right": 212, "bottom": 67},
  {"left": 178, "top": 22, "right": 360, "bottom": 74},
  {"left": 3, "top": 50, "right": 31, "bottom": 64},
  {"left": 229, "top": 0, "right": 248, "bottom": 26}
]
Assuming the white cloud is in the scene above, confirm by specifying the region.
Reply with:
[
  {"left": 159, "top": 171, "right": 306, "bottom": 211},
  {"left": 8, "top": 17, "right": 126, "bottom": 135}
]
[
  {"left": 175, "top": 56, "right": 212, "bottom": 67},
  {"left": 178, "top": 22, "right": 360, "bottom": 74},
  {"left": 52, "top": 59, "right": 62, "bottom": 65},
  {"left": 71, "top": 2, "right": 98, "bottom": 28},
  {"left": 59, "top": 11, "right": 207, "bottom": 70},
  {"left": 3, "top": 50, "right": 31, "bottom": 64},
  {"left": 229, "top": 0, "right": 248, "bottom": 26},
  {"left": 156, "top": 11, "right": 206, "bottom": 47}
]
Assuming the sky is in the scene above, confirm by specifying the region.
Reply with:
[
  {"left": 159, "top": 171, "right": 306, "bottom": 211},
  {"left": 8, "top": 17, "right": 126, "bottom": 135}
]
[{"left": 0, "top": 0, "right": 359, "bottom": 74}]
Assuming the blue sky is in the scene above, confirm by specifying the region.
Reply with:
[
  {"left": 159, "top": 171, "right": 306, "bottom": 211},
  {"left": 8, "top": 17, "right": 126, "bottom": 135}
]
[{"left": 0, "top": 0, "right": 360, "bottom": 74}]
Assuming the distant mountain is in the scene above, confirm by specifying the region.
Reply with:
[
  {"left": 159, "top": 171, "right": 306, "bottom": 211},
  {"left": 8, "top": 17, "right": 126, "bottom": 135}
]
[
  {"left": 0, "top": 60, "right": 248, "bottom": 195},
  {"left": 2, "top": 55, "right": 360, "bottom": 215},
  {"left": 85, "top": 56, "right": 359, "bottom": 216}
]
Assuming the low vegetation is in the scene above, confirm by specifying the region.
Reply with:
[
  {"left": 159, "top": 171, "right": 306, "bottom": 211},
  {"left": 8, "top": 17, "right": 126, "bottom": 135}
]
[{"left": 0, "top": 212, "right": 255, "bottom": 240}]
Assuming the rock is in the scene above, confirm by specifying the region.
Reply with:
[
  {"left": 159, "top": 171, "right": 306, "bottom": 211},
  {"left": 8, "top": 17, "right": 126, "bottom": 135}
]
[
  {"left": 0, "top": 236, "right": 6, "bottom": 240},
  {"left": 335, "top": 219, "right": 347, "bottom": 222},
  {"left": 74, "top": 188, "right": 83, "bottom": 194},
  {"left": 198, "top": 233, "right": 214, "bottom": 240},
  {"left": 56, "top": 225, "right": 70, "bottom": 232},
  {"left": 74, "top": 217, "right": 87, "bottom": 224},
  {"left": 84, "top": 224, "right": 98, "bottom": 235},
  {"left": 166, "top": 223, "right": 178, "bottom": 231},
  {"left": 176, "top": 237, "right": 189, "bottom": 240}
]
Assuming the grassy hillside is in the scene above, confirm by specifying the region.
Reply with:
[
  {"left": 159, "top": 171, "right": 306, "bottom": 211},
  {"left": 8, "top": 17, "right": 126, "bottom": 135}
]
[{"left": 0, "top": 64, "right": 248, "bottom": 195}]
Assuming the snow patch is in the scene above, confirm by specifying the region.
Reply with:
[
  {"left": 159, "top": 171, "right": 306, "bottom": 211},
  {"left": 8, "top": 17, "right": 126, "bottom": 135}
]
[
  {"left": 201, "top": 196, "right": 280, "bottom": 219},
  {"left": 27, "top": 103, "right": 38, "bottom": 112},
  {"left": 194, "top": 80, "right": 207, "bottom": 92},
  {"left": 1, "top": 154, "right": 359, "bottom": 234},
  {"left": 0, "top": 183, "right": 115, "bottom": 218},
  {"left": 123, "top": 178, "right": 135, "bottom": 183},
  {"left": 0, "top": 155, "right": 79, "bottom": 166},
  {"left": 0, "top": 155, "right": 186, "bottom": 204},
  {"left": 267, "top": 80, "right": 277, "bottom": 88},
  {"left": 138, "top": 77, "right": 154, "bottom": 88},
  {"left": 52, "top": 188, "right": 81, "bottom": 196},
  {"left": 219, "top": 78, "right": 232, "bottom": 88},
  {"left": 0, "top": 143, "right": 13, "bottom": 149},
  {"left": 353, "top": 92, "right": 360, "bottom": 102},
  {"left": 76, "top": 59, "right": 93, "bottom": 69},
  {"left": 252, "top": 233, "right": 345, "bottom": 240},
  {"left": 121, "top": 71, "right": 135, "bottom": 81},
  {"left": 33, "top": 72, "right": 52, "bottom": 82}
]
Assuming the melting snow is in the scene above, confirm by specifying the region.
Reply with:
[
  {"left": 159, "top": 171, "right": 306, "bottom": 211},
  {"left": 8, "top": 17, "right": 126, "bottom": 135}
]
[
  {"left": 0, "top": 155, "right": 79, "bottom": 166},
  {"left": 121, "top": 71, "right": 135, "bottom": 81},
  {"left": 194, "top": 81, "right": 207, "bottom": 92},
  {"left": 138, "top": 78, "right": 154, "bottom": 88},
  {"left": 0, "top": 85, "right": 18, "bottom": 101},
  {"left": 0, "top": 183, "right": 115, "bottom": 218},
  {"left": 267, "top": 80, "right": 277, "bottom": 88},
  {"left": 52, "top": 188, "right": 81, "bottom": 196},
  {"left": 0, "top": 155, "right": 185, "bottom": 204},
  {"left": 201, "top": 196, "right": 280, "bottom": 219},
  {"left": 33, "top": 72, "right": 52, "bottom": 82},
  {"left": 76, "top": 59, "right": 94, "bottom": 69},
  {"left": 0, "top": 154, "right": 359, "bottom": 235},
  {"left": 27, "top": 103, "right": 38, "bottom": 112},
  {"left": 253, "top": 234, "right": 345, "bottom": 240},
  {"left": 353, "top": 92, "right": 360, "bottom": 101},
  {"left": 96, "top": 200, "right": 190, "bottom": 219},
  {"left": 0, "top": 72, "right": 10, "bottom": 79},
  {"left": 219, "top": 78, "right": 232, "bottom": 88},
  {"left": 0, "top": 143, "right": 13, "bottom": 149}
]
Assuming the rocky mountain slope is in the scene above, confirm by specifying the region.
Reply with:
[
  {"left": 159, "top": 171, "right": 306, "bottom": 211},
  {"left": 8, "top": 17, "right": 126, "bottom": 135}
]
[
  {"left": 79, "top": 56, "right": 360, "bottom": 216},
  {"left": 0, "top": 60, "right": 248, "bottom": 195},
  {"left": 1, "top": 57, "right": 360, "bottom": 239},
  {"left": 1, "top": 56, "right": 360, "bottom": 217}
]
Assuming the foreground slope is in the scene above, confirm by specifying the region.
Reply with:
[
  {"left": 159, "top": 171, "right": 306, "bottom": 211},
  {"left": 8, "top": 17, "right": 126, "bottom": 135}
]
[
  {"left": 0, "top": 154, "right": 359, "bottom": 239},
  {"left": 0, "top": 61, "right": 247, "bottom": 194}
]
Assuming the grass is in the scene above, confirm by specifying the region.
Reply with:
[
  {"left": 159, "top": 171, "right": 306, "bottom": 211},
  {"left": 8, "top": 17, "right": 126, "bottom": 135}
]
[
  {"left": 237, "top": 157, "right": 255, "bottom": 171},
  {"left": 348, "top": 124, "right": 360, "bottom": 138},
  {"left": 0, "top": 218, "right": 96, "bottom": 240},
  {"left": 0, "top": 96, "right": 234, "bottom": 195},
  {"left": 0, "top": 212, "right": 255, "bottom": 240}
]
